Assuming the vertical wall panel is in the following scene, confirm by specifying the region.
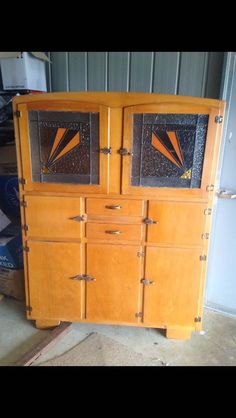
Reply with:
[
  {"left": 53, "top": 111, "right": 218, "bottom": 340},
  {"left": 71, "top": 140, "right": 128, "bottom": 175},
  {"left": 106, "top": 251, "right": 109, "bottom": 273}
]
[
  {"left": 51, "top": 52, "right": 68, "bottom": 92},
  {"left": 87, "top": 52, "right": 106, "bottom": 91},
  {"left": 152, "top": 52, "right": 180, "bottom": 94},
  {"left": 205, "top": 52, "right": 225, "bottom": 99},
  {"left": 49, "top": 51, "right": 224, "bottom": 99},
  {"left": 45, "top": 52, "right": 51, "bottom": 92},
  {"left": 108, "top": 52, "right": 129, "bottom": 91},
  {"left": 68, "top": 52, "right": 86, "bottom": 91},
  {"left": 178, "top": 52, "right": 207, "bottom": 97},
  {"left": 129, "top": 52, "right": 153, "bottom": 92}
]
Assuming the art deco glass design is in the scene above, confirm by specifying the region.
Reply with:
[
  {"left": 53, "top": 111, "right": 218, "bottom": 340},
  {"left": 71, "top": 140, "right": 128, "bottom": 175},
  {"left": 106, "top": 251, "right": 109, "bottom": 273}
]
[
  {"left": 131, "top": 113, "right": 208, "bottom": 188},
  {"left": 28, "top": 110, "right": 99, "bottom": 184}
]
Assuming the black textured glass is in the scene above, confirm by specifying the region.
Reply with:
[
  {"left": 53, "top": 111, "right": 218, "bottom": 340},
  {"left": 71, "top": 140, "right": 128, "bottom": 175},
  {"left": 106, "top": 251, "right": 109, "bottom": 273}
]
[
  {"left": 131, "top": 113, "right": 208, "bottom": 188},
  {"left": 28, "top": 110, "right": 99, "bottom": 184}
]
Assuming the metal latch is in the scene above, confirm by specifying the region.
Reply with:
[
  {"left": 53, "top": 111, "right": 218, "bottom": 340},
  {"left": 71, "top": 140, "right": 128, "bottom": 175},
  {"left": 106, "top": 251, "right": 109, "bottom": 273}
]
[
  {"left": 69, "top": 215, "right": 86, "bottom": 222},
  {"left": 206, "top": 184, "right": 214, "bottom": 192},
  {"left": 143, "top": 218, "right": 159, "bottom": 225},
  {"left": 23, "top": 246, "right": 30, "bottom": 252},
  {"left": 216, "top": 189, "right": 236, "bottom": 199},
  {"left": 70, "top": 274, "right": 96, "bottom": 282},
  {"left": 201, "top": 233, "right": 209, "bottom": 240},
  {"left": 100, "top": 147, "right": 112, "bottom": 154},
  {"left": 118, "top": 148, "right": 133, "bottom": 156},
  {"left": 25, "top": 306, "right": 32, "bottom": 312},
  {"left": 140, "top": 278, "right": 155, "bottom": 285}
]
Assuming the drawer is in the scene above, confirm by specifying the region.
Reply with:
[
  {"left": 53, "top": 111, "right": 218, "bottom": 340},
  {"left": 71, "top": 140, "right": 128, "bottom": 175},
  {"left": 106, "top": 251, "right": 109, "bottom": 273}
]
[
  {"left": 147, "top": 201, "right": 206, "bottom": 246},
  {"left": 86, "top": 223, "right": 143, "bottom": 241},
  {"left": 25, "top": 195, "right": 83, "bottom": 239},
  {"left": 86, "top": 198, "right": 144, "bottom": 217}
]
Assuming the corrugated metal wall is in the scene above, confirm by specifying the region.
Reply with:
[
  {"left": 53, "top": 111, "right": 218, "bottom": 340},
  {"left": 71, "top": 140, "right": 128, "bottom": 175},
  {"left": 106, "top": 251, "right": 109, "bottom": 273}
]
[{"left": 47, "top": 52, "right": 224, "bottom": 98}]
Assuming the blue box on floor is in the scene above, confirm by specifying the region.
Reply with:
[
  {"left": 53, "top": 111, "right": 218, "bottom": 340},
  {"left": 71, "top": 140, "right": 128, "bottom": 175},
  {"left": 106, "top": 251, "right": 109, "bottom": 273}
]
[
  {"left": 0, "top": 175, "right": 20, "bottom": 219},
  {"left": 0, "top": 223, "right": 23, "bottom": 269}
]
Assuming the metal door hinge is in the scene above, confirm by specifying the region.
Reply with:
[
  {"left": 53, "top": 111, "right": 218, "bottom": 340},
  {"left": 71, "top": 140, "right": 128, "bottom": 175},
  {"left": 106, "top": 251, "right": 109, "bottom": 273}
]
[
  {"left": 204, "top": 208, "right": 212, "bottom": 215},
  {"left": 200, "top": 255, "right": 207, "bottom": 261},
  {"left": 201, "top": 233, "right": 209, "bottom": 240},
  {"left": 20, "top": 200, "right": 27, "bottom": 208},
  {"left": 215, "top": 115, "right": 223, "bottom": 124},
  {"left": 25, "top": 306, "right": 32, "bottom": 312},
  {"left": 100, "top": 147, "right": 111, "bottom": 154},
  {"left": 19, "top": 178, "right": 26, "bottom": 185},
  {"left": 194, "top": 316, "right": 201, "bottom": 322},
  {"left": 14, "top": 110, "right": 22, "bottom": 118},
  {"left": 135, "top": 312, "right": 143, "bottom": 318},
  {"left": 137, "top": 251, "right": 145, "bottom": 257},
  {"left": 23, "top": 246, "right": 30, "bottom": 252},
  {"left": 143, "top": 218, "right": 159, "bottom": 225},
  {"left": 141, "top": 278, "right": 155, "bottom": 285},
  {"left": 70, "top": 274, "right": 96, "bottom": 282},
  {"left": 69, "top": 215, "right": 86, "bottom": 222},
  {"left": 22, "top": 225, "right": 28, "bottom": 232},
  {"left": 206, "top": 184, "right": 214, "bottom": 192}
]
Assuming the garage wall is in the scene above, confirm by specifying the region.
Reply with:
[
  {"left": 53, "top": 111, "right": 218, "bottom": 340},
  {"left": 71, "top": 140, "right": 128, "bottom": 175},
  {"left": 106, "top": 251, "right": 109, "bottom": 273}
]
[{"left": 47, "top": 52, "right": 224, "bottom": 98}]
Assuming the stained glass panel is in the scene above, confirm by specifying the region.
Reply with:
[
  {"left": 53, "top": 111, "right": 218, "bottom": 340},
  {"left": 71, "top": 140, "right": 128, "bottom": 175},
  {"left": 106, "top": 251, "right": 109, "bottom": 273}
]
[
  {"left": 131, "top": 113, "right": 208, "bottom": 188},
  {"left": 28, "top": 110, "right": 99, "bottom": 184}
]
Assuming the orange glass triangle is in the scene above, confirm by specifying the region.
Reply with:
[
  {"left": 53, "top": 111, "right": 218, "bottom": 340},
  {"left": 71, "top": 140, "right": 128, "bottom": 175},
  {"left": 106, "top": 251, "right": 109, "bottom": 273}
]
[
  {"left": 151, "top": 133, "right": 181, "bottom": 168},
  {"left": 48, "top": 128, "right": 66, "bottom": 161},
  {"left": 167, "top": 131, "right": 184, "bottom": 166},
  {"left": 52, "top": 131, "right": 80, "bottom": 163}
]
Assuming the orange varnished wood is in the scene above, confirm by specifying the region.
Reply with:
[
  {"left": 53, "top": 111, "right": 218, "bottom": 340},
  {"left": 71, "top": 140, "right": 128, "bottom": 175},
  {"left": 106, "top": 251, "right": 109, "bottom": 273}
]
[
  {"left": 147, "top": 201, "right": 206, "bottom": 246},
  {"left": 25, "top": 195, "right": 83, "bottom": 239},
  {"left": 143, "top": 247, "right": 203, "bottom": 327},
  {"left": 86, "top": 243, "right": 142, "bottom": 322},
  {"left": 86, "top": 222, "right": 143, "bottom": 241},
  {"left": 27, "top": 241, "right": 83, "bottom": 320},
  {"left": 12, "top": 92, "right": 225, "bottom": 339},
  {"left": 86, "top": 198, "right": 144, "bottom": 217},
  {"left": 35, "top": 320, "right": 61, "bottom": 329},
  {"left": 166, "top": 327, "right": 192, "bottom": 340}
]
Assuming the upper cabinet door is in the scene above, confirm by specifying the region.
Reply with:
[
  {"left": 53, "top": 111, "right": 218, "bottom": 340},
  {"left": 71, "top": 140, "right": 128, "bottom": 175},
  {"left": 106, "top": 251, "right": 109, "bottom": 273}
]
[
  {"left": 18, "top": 101, "right": 110, "bottom": 193},
  {"left": 121, "top": 102, "right": 224, "bottom": 199}
]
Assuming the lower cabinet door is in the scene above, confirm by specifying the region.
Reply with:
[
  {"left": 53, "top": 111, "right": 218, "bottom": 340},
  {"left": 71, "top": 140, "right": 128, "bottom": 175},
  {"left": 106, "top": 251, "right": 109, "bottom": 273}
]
[
  {"left": 27, "top": 241, "right": 82, "bottom": 319},
  {"left": 143, "top": 247, "right": 203, "bottom": 327},
  {"left": 86, "top": 243, "right": 142, "bottom": 323}
]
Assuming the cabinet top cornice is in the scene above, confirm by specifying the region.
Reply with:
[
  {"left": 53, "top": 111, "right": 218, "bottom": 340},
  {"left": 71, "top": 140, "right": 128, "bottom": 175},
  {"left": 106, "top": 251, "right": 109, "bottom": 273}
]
[{"left": 13, "top": 91, "right": 225, "bottom": 110}]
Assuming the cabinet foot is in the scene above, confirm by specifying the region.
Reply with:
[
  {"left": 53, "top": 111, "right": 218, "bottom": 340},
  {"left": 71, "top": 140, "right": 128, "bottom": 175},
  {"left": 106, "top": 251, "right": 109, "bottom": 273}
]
[
  {"left": 166, "top": 327, "right": 192, "bottom": 340},
  {"left": 35, "top": 320, "right": 61, "bottom": 330}
]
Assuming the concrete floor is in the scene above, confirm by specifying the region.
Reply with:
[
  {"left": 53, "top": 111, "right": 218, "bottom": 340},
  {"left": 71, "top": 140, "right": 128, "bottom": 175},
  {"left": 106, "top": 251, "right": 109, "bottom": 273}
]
[{"left": 0, "top": 297, "right": 236, "bottom": 366}]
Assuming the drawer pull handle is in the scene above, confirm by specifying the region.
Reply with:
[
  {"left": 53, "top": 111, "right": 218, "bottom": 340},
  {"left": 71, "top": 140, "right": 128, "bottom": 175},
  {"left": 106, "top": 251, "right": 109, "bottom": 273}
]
[
  {"left": 105, "top": 230, "right": 121, "bottom": 235},
  {"left": 71, "top": 274, "right": 96, "bottom": 282},
  {"left": 105, "top": 205, "right": 122, "bottom": 210}
]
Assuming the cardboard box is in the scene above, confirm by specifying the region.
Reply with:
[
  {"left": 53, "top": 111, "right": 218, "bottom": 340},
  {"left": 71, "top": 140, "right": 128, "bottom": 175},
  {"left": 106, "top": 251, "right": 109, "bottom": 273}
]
[
  {"left": 0, "top": 145, "right": 17, "bottom": 174},
  {"left": 0, "top": 174, "right": 20, "bottom": 219},
  {"left": 0, "top": 268, "right": 25, "bottom": 300},
  {"left": 0, "top": 52, "right": 49, "bottom": 91},
  {"left": 0, "top": 224, "right": 23, "bottom": 269}
]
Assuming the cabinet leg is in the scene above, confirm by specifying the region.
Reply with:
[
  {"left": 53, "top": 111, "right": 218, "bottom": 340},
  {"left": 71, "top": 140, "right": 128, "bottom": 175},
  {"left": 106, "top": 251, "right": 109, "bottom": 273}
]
[
  {"left": 166, "top": 327, "right": 192, "bottom": 340},
  {"left": 35, "top": 320, "right": 61, "bottom": 330}
]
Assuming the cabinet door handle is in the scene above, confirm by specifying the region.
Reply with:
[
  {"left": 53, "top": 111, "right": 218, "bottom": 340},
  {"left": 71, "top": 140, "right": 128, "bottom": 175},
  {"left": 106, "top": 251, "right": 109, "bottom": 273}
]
[
  {"left": 105, "top": 230, "right": 121, "bottom": 235},
  {"left": 105, "top": 205, "right": 122, "bottom": 210},
  {"left": 70, "top": 274, "right": 96, "bottom": 281},
  {"left": 69, "top": 215, "right": 86, "bottom": 222}
]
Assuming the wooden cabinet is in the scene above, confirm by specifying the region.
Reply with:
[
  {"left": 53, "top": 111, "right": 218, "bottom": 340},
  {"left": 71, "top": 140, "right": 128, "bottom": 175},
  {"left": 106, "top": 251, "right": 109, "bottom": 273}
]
[{"left": 13, "top": 92, "right": 225, "bottom": 339}]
